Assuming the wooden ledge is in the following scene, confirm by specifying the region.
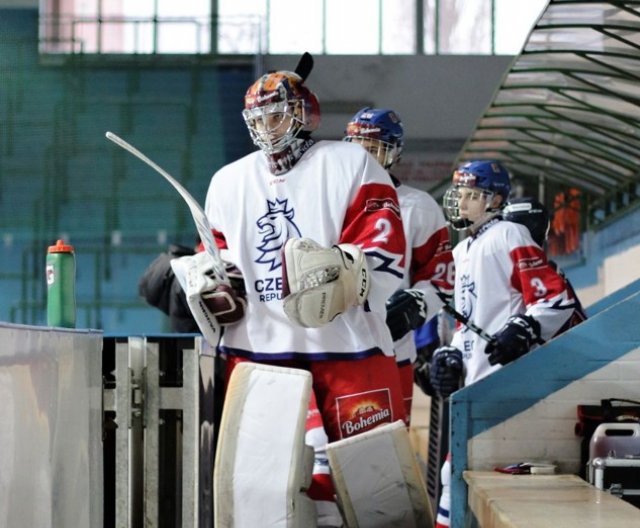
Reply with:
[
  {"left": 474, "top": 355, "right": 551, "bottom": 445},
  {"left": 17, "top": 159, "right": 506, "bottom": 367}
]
[{"left": 464, "top": 470, "right": 640, "bottom": 528}]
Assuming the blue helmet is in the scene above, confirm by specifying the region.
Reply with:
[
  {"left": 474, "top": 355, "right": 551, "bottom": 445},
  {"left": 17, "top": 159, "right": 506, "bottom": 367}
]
[
  {"left": 343, "top": 107, "right": 404, "bottom": 169},
  {"left": 452, "top": 160, "right": 511, "bottom": 199},
  {"left": 443, "top": 160, "right": 512, "bottom": 230}
]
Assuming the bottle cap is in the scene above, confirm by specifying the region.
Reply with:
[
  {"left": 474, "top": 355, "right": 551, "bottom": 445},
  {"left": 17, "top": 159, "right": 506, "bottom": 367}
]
[{"left": 48, "top": 239, "right": 75, "bottom": 253}]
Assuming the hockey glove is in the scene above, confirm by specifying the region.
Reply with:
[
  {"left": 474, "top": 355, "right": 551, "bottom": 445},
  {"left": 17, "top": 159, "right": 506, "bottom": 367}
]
[
  {"left": 385, "top": 289, "right": 428, "bottom": 341},
  {"left": 485, "top": 314, "right": 541, "bottom": 366},
  {"left": 413, "top": 343, "right": 439, "bottom": 397},
  {"left": 282, "top": 237, "right": 369, "bottom": 328},
  {"left": 429, "top": 346, "right": 463, "bottom": 399}
]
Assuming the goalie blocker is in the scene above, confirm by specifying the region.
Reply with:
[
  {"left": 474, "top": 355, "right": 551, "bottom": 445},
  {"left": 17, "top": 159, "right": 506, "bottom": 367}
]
[
  {"left": 282, "top": 237, "right": 370, "bottom": 328},
  {"left": 171, "top": 251, "right": 246, "bottom": 346}
]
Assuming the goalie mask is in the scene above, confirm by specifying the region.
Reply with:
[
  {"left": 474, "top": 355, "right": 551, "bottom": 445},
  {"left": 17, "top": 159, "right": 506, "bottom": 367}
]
[
  {"left": 443, "top": 160, "right": 511, "bottom": 230},
  {"left": 503, "top": 197, "right": 551, "bottom": 247},
  {"left": 243, "top": 71, "right": 320, "bottom": 159},
  {"left": 343, "top": 107, "right": 404, "bottom": 170}
]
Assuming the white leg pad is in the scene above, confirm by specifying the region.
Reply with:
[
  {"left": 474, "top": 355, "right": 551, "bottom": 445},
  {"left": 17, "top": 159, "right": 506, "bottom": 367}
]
[
  {"left": 326, "top": 420, "right": 433, "bottom": 528},
  {"left": 213, "top": 362, "right": 317, "bottom": 527}
]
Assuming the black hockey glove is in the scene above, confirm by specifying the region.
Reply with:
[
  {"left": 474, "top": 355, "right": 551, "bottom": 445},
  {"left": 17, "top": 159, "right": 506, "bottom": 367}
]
[
  {"left": 385, "top": 289, "right": 428, "bottom": 341},
  {"left": 429, "top": 346, "right": 463, "bottom": 399},
  {"left": 485, "top": 314, "right": 542, "bottom": 366}
]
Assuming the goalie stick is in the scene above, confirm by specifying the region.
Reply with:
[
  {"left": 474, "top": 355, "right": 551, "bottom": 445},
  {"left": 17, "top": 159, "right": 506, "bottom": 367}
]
[
  {"left": 105, "top": 131, "right": 228, "bottom": 283},
  {"left": 294, "top": 51, "right": 314, "bottom": 81}
]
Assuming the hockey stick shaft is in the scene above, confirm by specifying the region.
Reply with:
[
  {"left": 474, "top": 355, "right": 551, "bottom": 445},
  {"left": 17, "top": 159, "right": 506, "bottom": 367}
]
[
  {"left": 437, "top": 292, "right": 544, "bottom": 345},
  {"left": 438, "top": 300, "right": 495, "bottom": 343},
  {"left": 105, "top": 131, "right": 227, "bottom": 282}
]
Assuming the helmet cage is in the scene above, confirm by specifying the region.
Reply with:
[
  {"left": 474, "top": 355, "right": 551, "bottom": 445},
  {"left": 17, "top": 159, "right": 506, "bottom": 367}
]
[
  {"left": 242, "top": 100, "right": 305, "bottom": 155},
  {"left": 443, "top": 185, "right": 496, "bottom": 230},
  {"left": 344, "top": 136, "right": 400, "bottom": 169},
  {"left": 343, "top": 108, "right": 404, "bottom": 169}
]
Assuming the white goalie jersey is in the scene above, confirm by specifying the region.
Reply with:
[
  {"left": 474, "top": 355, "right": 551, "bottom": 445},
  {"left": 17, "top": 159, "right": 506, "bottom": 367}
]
[
  {"left": 204, "top": 140, "right": 406, "bottom": 360},
  {"left": 450, "top": 218, "right": 578, "bottom": 386}
]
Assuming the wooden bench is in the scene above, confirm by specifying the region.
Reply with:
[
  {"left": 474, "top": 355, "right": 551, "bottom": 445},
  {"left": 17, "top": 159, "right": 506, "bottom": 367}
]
[{"left": 464, "top": 471, "right": 640, "bottom": 527}]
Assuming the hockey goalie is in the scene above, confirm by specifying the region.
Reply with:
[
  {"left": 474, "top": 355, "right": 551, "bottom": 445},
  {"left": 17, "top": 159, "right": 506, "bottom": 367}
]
[{"left": 171, "top": 54, "right": 432, "bottom": 527}]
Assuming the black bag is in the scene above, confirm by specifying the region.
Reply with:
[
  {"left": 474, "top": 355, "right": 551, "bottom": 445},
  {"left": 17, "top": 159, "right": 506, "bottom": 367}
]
[{"left": 575, "top": 398, "right": 640, "bottom": 478}]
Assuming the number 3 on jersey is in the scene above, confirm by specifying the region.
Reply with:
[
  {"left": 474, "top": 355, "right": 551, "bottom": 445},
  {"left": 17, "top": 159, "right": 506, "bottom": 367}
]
[{"left": 530, "top": 276, "right": 547, "bottom": 297}]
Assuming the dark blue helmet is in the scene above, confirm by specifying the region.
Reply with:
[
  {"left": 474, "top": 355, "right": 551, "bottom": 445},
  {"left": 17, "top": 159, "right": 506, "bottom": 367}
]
[
  {"left": 343, "top": 107, "right": 404, "bottom": 169},
  {"left": 503, "top": 197, "right": 551, "bottom": 247}
]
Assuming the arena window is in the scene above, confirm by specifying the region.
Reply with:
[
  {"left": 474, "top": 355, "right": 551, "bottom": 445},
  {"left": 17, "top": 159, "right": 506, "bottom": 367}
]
[{"left": 38, "top": 0, "right": 546, "bottom": 56}]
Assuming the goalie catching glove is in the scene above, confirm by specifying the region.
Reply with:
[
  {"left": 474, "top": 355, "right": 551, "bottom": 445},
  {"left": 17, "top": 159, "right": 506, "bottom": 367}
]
[
  {"left": 281, "top": 237, "right": 370, "bottom": 328},
  {"left": 170, "top": 251, "right": 247, "bottom": 345}
]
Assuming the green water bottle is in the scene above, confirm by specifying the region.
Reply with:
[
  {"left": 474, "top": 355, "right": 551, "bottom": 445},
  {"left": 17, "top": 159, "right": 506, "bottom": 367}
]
[{"left": 46, "top": 239, "right": 77, "bottom": 328}]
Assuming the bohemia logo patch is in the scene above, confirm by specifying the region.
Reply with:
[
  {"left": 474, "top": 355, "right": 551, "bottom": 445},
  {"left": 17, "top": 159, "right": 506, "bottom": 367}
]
[
  {"left": 336, "top": 389, "right": 393, "bottom": 438},
  {"left": 365, "top": 198, "right": 401, "bottom": 219}
]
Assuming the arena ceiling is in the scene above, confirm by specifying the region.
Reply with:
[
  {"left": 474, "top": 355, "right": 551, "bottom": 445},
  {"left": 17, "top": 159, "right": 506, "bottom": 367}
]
[{"left": 439, "top": 0, "right": 640, "bottom": 226}]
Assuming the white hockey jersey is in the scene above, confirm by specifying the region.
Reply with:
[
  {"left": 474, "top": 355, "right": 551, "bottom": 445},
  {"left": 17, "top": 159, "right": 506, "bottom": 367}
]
[
  {"left": 392, "top": 183, "right": 453, "bottom": 365},
  {"left": 450, "top": 218, "right": 577, "bottom": 386},
  {"left": 205, "top": 140, "right": 406, "bottom": 360}
]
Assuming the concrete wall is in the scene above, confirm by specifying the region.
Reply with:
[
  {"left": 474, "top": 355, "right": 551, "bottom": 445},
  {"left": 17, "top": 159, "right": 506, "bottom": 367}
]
[
  {"left": 262, "top": 54, "right": 513, "bottom": 144},
  {"left": 469, "top": 346, "right": 640, "bottom": 474}
]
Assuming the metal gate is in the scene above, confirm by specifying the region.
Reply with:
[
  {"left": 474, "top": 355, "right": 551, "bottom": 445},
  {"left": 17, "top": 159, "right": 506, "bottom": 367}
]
[{"left": 102, "top": 335, "right": 217, "bottom": 528}]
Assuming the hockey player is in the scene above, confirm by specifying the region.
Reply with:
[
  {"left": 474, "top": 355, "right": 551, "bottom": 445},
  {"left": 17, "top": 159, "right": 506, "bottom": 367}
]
[
  {"left": 180, "top": 60, "right": 409, "bottom": 526},
  {"left": 343, "top": 107, "right": 454, "bottom": 422},
  {"left": 503, "top": 197, "right": 588, "bottom": 327},
  {"left": 429, "top": 161, "right": 582, "bottom": 528}
]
